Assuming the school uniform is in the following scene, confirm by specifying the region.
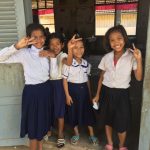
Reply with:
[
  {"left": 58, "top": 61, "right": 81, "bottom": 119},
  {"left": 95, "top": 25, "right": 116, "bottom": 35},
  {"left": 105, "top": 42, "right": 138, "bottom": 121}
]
[
  {"left": 98, "top": 50, "right": 137, "bottom": 133},
  {"left": 49, "top": 52, "right": 67, "bottom": 119},
  {"left": 0, "top": 45, "right": 58, "bottom": 140},
  {"left": 62, "top": 59, "right": 95, "bottom": 127}
]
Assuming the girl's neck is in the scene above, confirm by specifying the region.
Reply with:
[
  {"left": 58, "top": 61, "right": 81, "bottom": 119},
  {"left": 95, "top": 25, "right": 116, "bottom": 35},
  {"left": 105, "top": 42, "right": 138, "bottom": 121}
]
[
  {"left": 54, "top": 51, "right": 62, "bottom": 57},
  {"left": 114, "top": 49, "right": 124, "bottom": 58},
  {"left": 74, "top": 57, "right": 82, "bottom": 64}
]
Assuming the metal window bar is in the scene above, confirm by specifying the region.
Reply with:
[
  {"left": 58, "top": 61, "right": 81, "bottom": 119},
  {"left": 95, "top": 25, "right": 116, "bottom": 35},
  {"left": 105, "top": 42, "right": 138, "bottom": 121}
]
[{"left": 95, "top": 0, "right": 139, "bottom": 35}]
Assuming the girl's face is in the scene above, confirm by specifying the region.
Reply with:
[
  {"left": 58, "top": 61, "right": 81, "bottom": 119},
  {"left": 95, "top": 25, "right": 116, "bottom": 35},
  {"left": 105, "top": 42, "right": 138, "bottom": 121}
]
[
  {"left": 109, "top": 31, "right": 125, "bottom": 53},
  {"left": 49, "top": 38, "right": 64, "bottom": 55},
  {"left": 72, "top": 41, "right": 84, "bottom": 59},
  {"left": 31, "top": 30, "right": 46, "bottom": 49}
]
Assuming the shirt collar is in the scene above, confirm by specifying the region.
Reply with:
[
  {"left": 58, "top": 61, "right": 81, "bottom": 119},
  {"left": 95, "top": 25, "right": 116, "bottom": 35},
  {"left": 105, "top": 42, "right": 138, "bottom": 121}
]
[
  {"left": 30, "top": 45, "right": 43, "bottom": 53},
  {"left": 56, "top": 51, "right": 63, "bottom": 58},
  {"left": 72, "top": 59, "right": 87, "bottom": 67},
  {"left": 112, "top": 49, "right": 130, "bottom": 58}
]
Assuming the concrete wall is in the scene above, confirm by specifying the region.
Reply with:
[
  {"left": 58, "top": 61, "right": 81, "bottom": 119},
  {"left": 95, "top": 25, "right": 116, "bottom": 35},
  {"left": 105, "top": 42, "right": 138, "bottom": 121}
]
[
  {"left": 0, "top": 64, "right": 26, "bottom": 146},
  {"left": 138, "top": 1, "right": 150, "bottom": 149},
  {"left": 0, "top": 0, "right": 32, "bottom": 146}
]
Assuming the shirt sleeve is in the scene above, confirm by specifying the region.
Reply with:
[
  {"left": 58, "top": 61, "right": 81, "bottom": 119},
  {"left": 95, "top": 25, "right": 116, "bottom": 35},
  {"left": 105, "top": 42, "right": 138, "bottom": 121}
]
[
  {"left": 132, "top": 58, "right": 137, "bottom": 70},
  {"left": 87, "top": 63, "right": 91, "bottom": 75},
  {"left": 62, "top": 64, "right": 70, "bottom": 79},
  {"left": 60, "top": 53, "right": 67, "bottom": 60},
  {"left": 98, "top": 56, "right": 106, "bottom": 71},
  {"left": 49, "top": 58, "right": 59, "bottom": 78},
  {"left": 0, "top": 45, "right": 23, "bottom": 63}
]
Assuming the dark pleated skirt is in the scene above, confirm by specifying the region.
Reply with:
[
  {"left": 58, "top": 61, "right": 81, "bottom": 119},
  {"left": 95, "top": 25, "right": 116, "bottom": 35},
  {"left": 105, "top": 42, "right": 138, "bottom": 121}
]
[
  {"left": 20, "top": 80, "right": 54, "bottom": 141},
  {"left": 100, "top": 84, "right": 131, "bottom": 133},
  {"left": 66, "top": 82, "right": 96, "bottom": 127},
  {"left": 50, "top": 79, "right": 66, "bottom": 119}
]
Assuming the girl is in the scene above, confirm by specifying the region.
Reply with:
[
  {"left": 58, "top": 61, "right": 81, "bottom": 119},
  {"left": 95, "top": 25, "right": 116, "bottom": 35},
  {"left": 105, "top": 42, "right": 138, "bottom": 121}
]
[
  {"left": 39, "top": 33, "right": 81, "bottom": 148},
  {"left": 62, "top": 38, "right": 98, "bottom": 145},
  {"left": 0, "top": 23, "right": 58, "bottom": 150},
  {"left": 93, "top": 25, "right": 142, "bottom": 150}
]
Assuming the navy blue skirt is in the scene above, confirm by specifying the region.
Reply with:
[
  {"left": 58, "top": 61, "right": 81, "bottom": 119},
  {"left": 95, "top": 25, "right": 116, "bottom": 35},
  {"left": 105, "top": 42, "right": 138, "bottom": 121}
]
[
  {"left": 66, "top": 82, "right": 96, "bottom": 127},
  {"left": 20, "top": 80, "right": 54, "bottom": 141},
  {"left": 100, "top": 85, "right": 131, "bottom": 133},
  {"left": 50, "top": 79, "right": 66, "bottom": 119}
]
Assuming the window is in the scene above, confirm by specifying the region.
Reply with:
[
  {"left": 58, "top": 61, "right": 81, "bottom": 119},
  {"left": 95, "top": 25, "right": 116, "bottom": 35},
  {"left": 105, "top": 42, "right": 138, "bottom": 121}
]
[
  {"left": 32, "top": 0, "right": 55, "bottom": 32},
  {"left": 95, "top": 0, "right": 139, "bottom": 35}
]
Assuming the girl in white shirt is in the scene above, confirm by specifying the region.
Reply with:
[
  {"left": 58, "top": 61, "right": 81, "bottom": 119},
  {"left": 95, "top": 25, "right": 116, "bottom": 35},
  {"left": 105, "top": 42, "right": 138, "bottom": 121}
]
[
  {"left": 62, "top": 38, "right": 98, "bottom": 145},
  {"left": 39, "top": 33, "right": 80, "bottom": 148},
  {"left": 93, "top": 25, "right": 142, "bottom": 150},
  {"left": 0, "top": 23, "right": 58, "bottom": 150}
]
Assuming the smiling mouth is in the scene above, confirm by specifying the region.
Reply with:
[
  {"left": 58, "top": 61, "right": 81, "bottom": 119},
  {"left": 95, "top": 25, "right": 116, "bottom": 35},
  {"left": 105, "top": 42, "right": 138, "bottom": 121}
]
[{"left": 114, "top": 45, "right": 122, "bottom": 49}]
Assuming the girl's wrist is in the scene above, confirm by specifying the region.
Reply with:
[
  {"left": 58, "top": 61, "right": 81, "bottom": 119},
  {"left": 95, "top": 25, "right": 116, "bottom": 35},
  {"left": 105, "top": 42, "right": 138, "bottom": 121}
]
[
  {"left": 95, "top": 93, "right": 99, "bottom": 98},
  {"left": 68, "top": 48, "right": 73, "bottom": 53},
  {"left": 14, "top": 43, "right": 20, "bottom": 50}
]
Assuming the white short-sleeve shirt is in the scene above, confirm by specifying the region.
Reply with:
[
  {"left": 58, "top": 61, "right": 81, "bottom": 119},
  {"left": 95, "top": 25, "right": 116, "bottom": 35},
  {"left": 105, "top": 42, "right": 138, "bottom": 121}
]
[
  {"left": 0, "top": 45, "right": 58, "bottom": 85},
  {"left": 98, "top": 50, "right": 137, "bottom": 89},
  {"left": 62, "top": 58, "right": 91, "bottom": 83},
  {"left": 50, "top": 52, "right": 67, "bottom": 80}
]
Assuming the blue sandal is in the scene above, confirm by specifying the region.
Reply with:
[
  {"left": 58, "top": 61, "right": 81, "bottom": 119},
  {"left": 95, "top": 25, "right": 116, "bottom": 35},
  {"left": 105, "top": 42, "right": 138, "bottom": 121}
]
[
  {"left": 71, "top": 135, "right": 80, "bottom": 145},
  {"left": 89, "top": 136, "right": 98, "bottom": 145}
]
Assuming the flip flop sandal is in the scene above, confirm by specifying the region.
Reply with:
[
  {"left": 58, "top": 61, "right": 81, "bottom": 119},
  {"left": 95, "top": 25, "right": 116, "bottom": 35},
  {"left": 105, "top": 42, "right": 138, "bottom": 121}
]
[
  {"left": 89, "top": 136, "right": 98, "bottom": 145},
  {"left": 105, "top": 144, "right": 113, "bottom": 150},
  {"left": 43, "top": 135, "right": 49, "bottom": 141},
  {"left": 71, "top": 135, "right": 80, "bottom": 145},
  {"left": 57, "top": 138, "right": 65, "bottom": 148}
]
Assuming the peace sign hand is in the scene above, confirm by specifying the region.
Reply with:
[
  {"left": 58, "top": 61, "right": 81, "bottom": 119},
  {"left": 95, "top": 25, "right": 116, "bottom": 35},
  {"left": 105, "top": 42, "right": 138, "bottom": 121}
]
[
  {"left": 67, "top": 34, "right": 82, "bottom": 52},
  {"left": 15, "top": 37, "right": 37, "bottom": 50},
  {"left": 132, "top": 43, "right": 142, "bottom": 62},
  {"left": 128, "top": 44, "right": 142, "bottom": 62}
]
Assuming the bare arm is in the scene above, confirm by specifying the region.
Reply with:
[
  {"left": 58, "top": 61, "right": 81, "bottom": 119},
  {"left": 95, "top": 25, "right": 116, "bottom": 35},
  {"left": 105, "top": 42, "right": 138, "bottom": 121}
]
[
  {"left": 92, "top": 70, "right": 105, "bottom": 103},
  {"left": 134, "top": 60, "right": 142, "bottom": 81},
  {"left": 63, "top": 35, "right": 82, "bottom": 66},
  {"left": 63, "top": 79, "right": 73, "bottom": 106},
  {"left": 132, "top": 44, "right": 143, "bottom": 81}
]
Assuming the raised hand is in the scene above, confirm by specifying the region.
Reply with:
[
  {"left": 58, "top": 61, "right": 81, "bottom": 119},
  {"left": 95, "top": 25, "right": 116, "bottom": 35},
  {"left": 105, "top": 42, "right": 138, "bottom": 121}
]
[
  {"left": 132, "top": 43, "right": 142, "bottom": 62},
  {"left": 39, "top": 50, "right": 55, "bottom": 58},
  {"left": 15, "top": 37, "right": 37, "bottom": 50},
  {"left": 67, "top": 34, "right": 82, "bottom": 52}
]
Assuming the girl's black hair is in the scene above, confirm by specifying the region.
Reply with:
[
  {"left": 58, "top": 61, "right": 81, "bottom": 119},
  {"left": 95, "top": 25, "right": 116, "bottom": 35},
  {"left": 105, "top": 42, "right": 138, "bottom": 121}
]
[
  {"left": 48, "top": 32, "right": 64, "bottom": 43},
  {"left": 104, "top": 25, "right": 130, "bottom": 51},
  {"left": 26, "top": 23, "right": 46, "bottom": 37}
]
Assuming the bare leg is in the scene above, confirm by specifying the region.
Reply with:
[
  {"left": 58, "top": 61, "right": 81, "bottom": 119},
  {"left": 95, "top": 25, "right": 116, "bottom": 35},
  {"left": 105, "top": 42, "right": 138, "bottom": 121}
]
[
  {"left": 47, "top": 131, "right": 51, "bottom": 137},
  {"left": 58, "top": 118, "right": 64, "bottom": 138},
  {"left": 29, "top": 139, "right": 37, "bottom": 150},
  {"left": 37, "top": 140, "right": 43, "bottom": 150},
  {"left": 118, "top": 131, "right": 127, "bottom": 148},
  {"left": 87, "top": 126, "right": 94, "bottom": 136},
  {"left": 105, "top": 125, "right": 113, "bottom": 146},
  {"left": 74, "top": 126, "right": 79, "bottom": 136}
]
